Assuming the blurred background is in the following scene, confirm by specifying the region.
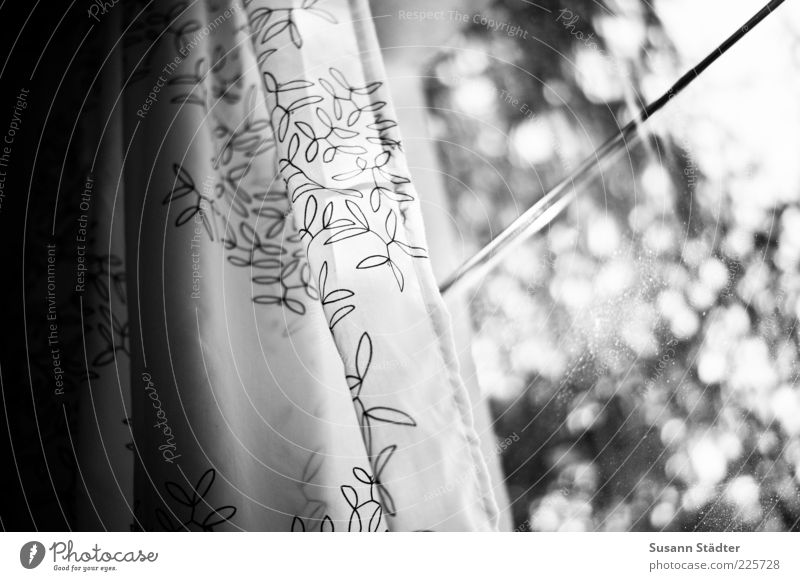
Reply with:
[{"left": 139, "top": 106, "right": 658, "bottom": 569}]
[{"left": 415, "top": 0, "right": 800, "bottom": 531}]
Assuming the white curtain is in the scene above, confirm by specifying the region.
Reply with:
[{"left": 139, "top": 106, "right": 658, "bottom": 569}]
[{"left": 75, "top": 0, "right": 500, "bottom": 531}]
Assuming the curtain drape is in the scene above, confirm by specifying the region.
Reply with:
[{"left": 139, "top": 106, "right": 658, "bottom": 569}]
[{"left": 74, "top": 0, "right": 499, "bottom": 532}]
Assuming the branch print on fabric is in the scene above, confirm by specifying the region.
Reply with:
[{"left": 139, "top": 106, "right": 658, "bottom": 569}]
[
  {"left": 240, "top": 0, "right": 499, "bottom": 531},
  {"left": 292, "top": 467, "right": 384, "bottom": 532},
  {"left": 265, "top": 65, "right": 429, "bottom": 291},
  {"left": 84, "top": 252, "right": 130, "bottom": 373},
  {"left": 156, "top": 469, "right": 237, "bottom": 531},
  {"left": 347, "top": 333, "right": 416, "bottom": 516},
  {"left": 159, "top": 41, "right": 317, "bottom": 315},
  {"left": 105, "top": 0, "right": 499, "bottom": 532}
]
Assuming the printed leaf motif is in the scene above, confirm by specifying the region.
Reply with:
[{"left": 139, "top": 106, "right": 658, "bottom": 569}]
[
  {"left": 284, "top": 297, "right": 306, "bottom": 315},
  {"left": 324, "top": 227, "right": 367, "bottom": 245},
  {"left": 252, "top": 258, "right": 282, "bottom": 269},
  {"left": 252, "top": 275, "right": 280, "bottom": 285},
  {"left": 262, "top": 19, "right": 290, "bottom": 45},
  {"left": 287, "top": 132, "right": 300, "bottom": 159},
  {"left": 291, "top": 516, "right": 305, "bottom": 532},
  {"left": 393, "top": 241, "right": 428, "bottom": 258},
  {"left": 374, "top": 445, "right": 396, "bottom": 479},
  {"left": 280, "top": 79, "right": 315, "bottom": 92},
  {"left": 345, "top": 200, "right": 368, "bottom": 229},
  {"left": 389, "top": 261, "right": 405, "bottom": 291},
  {"left": 191, "top": 469, "right": 216, "bottom": 502},
  {"left": 385, "top": 211, "right": 397, "bottom": 240},
  {"left": 166, "top": 482, "right": 193, "bottom": 507},
  {"left": 253, "top": 295, "right": 282, "bottom": 306},
  {"left": 160, "top": 3, "right": 439, "bottom": 528},
  {"left": 353, "top": 467, "right": 373, "bottom": 484},
  {"left": 159, "top": 469, "right": 237, "bottom": 531},
  {"left": 341, "top": 485, "right": 359, "bottom": 509},
  {"left": 369, "top": 188, "right": 381, "bottom": 212},
  {"left": 322, "top": 289, "right": 354, "bottom": 304},
  {"left": 356, "top": 255, "right": 389, "bottom": 269},
  {"left": 321, "top": 202, "right": 334, "bottom": 227},
  {"left": 364, "top": 407, "right": 418, "bottom": 427},
  {"left": 329, "top": 305, "right": 355, "bottom": 330},
  {"left": 355, "top": 333, "right": 372, "bottom": 380},
  {"left": 368, "top": 505, "right": 383, "bottom": 532},
  {"left": 202, "top": 506, "right": 237, "bottom": 528},
  {"left": 303, "top": 195, "right": 317, "bottom": 231},
  {"left": 302, "top": 451, "right": 324, "bottom": 483},
  {"left": 318, "top": 261, "right": 329, "bottom": 296}
]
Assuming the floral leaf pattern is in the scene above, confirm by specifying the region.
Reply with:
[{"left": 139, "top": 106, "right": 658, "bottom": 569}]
[
  {"left": 114, "top": 0, "right": 496, "bottom": 532},
  {"left": 344, "top": 332, "right": 416, "bottom": 517},
  {"left": 156, "top": 469, "right": 237, "bottom": 531},
  {"left": 243, "top": 0, "right": 471, "bottom": 529},
  {"left": 292, "top": 467, "right": 385, "bottom": 532}
]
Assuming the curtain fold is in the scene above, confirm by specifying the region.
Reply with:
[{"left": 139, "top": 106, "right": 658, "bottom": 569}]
[{"left": 76, "top": 0, "right": 499, "bottom": 531}]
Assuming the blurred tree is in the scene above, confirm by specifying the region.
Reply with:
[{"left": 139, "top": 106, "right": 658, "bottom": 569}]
[{"left": 427, "top": 0, "right": 800, "bottom": 531}]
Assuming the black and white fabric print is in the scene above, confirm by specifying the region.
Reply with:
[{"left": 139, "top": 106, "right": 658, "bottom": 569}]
[
  {"left": 70, "top": 0, "right": 498, "bottom": 531},
  {"left": 73, "top": 141, "right": 135, "bottom": 531},
  {"left": 242, "top": 0, "right": 498, "bottom": 530}
]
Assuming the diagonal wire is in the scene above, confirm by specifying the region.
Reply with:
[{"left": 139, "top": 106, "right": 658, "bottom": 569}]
[{"left": 440, "top": 0, "right": 787, "bottom": 295}]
